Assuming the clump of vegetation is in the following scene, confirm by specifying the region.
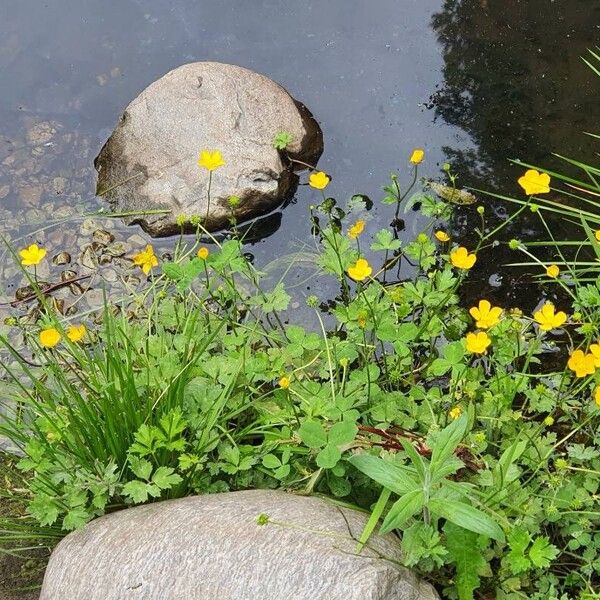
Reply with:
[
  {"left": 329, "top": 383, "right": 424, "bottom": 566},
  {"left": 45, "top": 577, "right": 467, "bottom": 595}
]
[{"left": 1, "top": 58, "right": 599, "bottom": 597}]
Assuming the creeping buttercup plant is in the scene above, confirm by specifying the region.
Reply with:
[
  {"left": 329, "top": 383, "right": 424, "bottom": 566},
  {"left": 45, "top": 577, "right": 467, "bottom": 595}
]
[{"left": 0, "top": 144, "right": 599, "bottom": 600}]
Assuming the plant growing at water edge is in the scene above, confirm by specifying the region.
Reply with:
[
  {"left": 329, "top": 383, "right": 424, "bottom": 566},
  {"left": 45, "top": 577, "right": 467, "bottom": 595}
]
[{"left": 0, "top": 147, "right": 598, "bottom": 599}]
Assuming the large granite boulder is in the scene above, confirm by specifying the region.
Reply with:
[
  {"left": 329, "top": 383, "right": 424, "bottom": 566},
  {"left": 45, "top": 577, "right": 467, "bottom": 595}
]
[
  {"left": 40, "top": 490, "right": 438, "bottom": 600},
  {"left": 95, "top": 62, "right": 323, "bottom": 237}
]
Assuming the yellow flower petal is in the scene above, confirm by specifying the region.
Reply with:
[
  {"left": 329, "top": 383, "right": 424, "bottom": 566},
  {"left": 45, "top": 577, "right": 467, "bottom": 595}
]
[
  {"left": 19, "top": 244, "right": 47, "bottom": 266},
  {"left": 546, "top": 264, "right": 560, "bottom": 278},
  {"left": 39, "top": 328, "right": 61, "bottom": 348},
  {"left": 197, "top": 150, "right": 225, "bottom": 171},
  {"left": 348, "top": 220, "right": 365, "bottom": 239},
  {"left": 278, "top": 376, "right": 290, "bottom": 389},
  {"left": 469, "top": 299, "right": 502, "bottom": 329},
  {"left": 465, "top": 331, "right": 491, "bottom": 354},
  {"left": 309, "top": 171, "right": 330, "bottom": 190},
  {"left": 567, "top": 350, "right": 596, "bottom": 378},
  {"left": 449, "top": 406, "right": 462, "bottom": 420},
  {"left": 517, "top": 169, "right": 551, "bottom": 195},
  {"left": 589, "top": 343, "right": 600, "bottom": 367},
  {"left": 450, "top": 247, "right": 476, "bottom": 269},
  {"left": 132, "top": 245, "right": 158, "bottom": 274},
  {"left": 434, "top": 230, "right": 450, "bottom": 242},
  {"left": 67, "top": 324, "right": 86, "bottom": 343},
  {"left": 197, "top": 247, "right": 209, "bottom": 260},
  {"left": 409, "top": 149, "right": 425, "bottom": 165},
  {"left": 533, "top": 302, "right": 567, "bottom": 331},
  {"left": 347, "top": 258, "right": 372, "bottom": 282}
]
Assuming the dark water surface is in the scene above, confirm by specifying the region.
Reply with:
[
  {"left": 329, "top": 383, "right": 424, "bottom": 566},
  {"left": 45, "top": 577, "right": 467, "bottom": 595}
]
[{"left": 0, "top": 0, "right": 598, "bottom": 313}]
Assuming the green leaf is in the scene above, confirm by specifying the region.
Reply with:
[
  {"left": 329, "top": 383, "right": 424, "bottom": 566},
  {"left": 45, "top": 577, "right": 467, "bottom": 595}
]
[
  {"left": 152, "top": 466, "right": 182, "bottom": 490},
  {"left": 370, "top": 229, "right": 402, "bottom": 251},
  {"left": 316, "top": 443, "right": 342, "bottom": 469},
  {"left": 380, "top": 490, "right": 424, "bottom": 533},
  {"left": 328, "top": 420, "right": 358, "bottom": 447},
  {"left": 529, "top": 536, "right": 559, "bottom": 569},
  {"left": 159, "top": 409, "right": 187, "bottom": 441},
  {"left": 129, "top": 456, "right": 153, "bottom": 480},
  {"left": 348, "top": 454, "right": 420, "bottom": 495},
  {"left": 445, "top": 522, "right": 488, "bottom": 600},
  {"left": 399, "top": 439, "right": 427, "bottom": 482},
  {"left": 178, "top": 453, "right": 200, "bottom": 471},
  {"left": 505, "top": 527, "right": 531, "bottom": 574},
  {"left": 355, "top": 488, "right": 391, "bottom": 553},
  {"left": 262, "top": 454, "right": 282, "bottom": 469},
  {"left": 272, "top": 131, "right": 293, "bottom": 150},
  {"left": 298, "top": 420, "right": 328, "bottom": 448},
  {"left": 28, "top": 495, "right": 60, "bottom": 526},
  {"left": 62, "top": 508, "right": 90, "bottom": 531},
  {"left": 129, "top": 424, "right": 166, "bottom": 457},
  {"left": 429, "top": 415, "right": 468, "bottom": 475},
  {"left": 428, "top": 498, "right": 504, "bottom": 542},
  {"left": 122, "top": 480, "right": 152, "bottom": 503}
]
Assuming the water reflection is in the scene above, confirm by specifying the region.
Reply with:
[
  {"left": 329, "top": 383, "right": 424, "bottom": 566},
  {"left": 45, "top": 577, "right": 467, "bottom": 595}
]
[
  {"left": 431, "top": 0, "right": 599, "bottom": 189},
  {"left": 429, "top": 0, "right": 600, "bottom": 310}
]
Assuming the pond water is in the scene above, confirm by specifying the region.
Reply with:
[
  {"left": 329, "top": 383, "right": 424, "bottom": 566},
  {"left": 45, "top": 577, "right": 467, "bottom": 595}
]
[{"left": 1, "top": 0, "right": 598, "bottom": 315}]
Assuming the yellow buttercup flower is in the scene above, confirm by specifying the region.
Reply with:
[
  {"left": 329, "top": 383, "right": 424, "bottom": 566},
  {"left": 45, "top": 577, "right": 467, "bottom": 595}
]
[
  {"left": 434, "top": 230, "right": 450, "bottom": 242},
  {"left": 449, "top": 406, "right": 462, "bottom": 420},
  {"left": 465, "top": 331, "right": 491, "bottom": 354},
  {"left": 533, "top": 302, "right": 567, "bottom": 331},
  {"left": 409, "top": 149, "right": 425, "bottom": 165},
  {"left": 567, "top": 350, "right": 596, "bottom": 378},
  {"left": 450, "top": 247, "right": 477, "bottom": 269},
  {"left": 595, "top": 387, "right": 600, "bottom": 407},
  {"left": 469, "top": 300, "right": 502, "bottom": 329},
  {"left": 347, "top": 258, "right": 372, "bottom": 282},
  {"left": 546, "top": 264, "right": 560, "bottom": 278},
  {"left": 132, "top": 245, "right": 159, "bottom": 275},
  {"left": 595, "top": 230, "right": 600, "bottom": 242},
  {"left": 197, "top": 247, "right": 209, "bottom": 260},
  {"left": 66, "top": 324, "right": 86, "bottom": 343},
  {"left": 19, "top": 244, "right": 47, "bottom": 266},
  {"left": 278, "top": 376, "right": 290, "bottom": 389},
  {"left": 589, "top": 343, "right": 600, "bottom": 367},
  {"left": 197, "top": 150, "right": 225, "bottom": 171},
  {"left": 517, "top": 169, "right": 551, "bottom": 195},
  {"left": 39, "top": 328, "right": 61, "bottom": 348},
  {"left": 348, "top": 220, "right": 365, "bottom": 239},
  {"left": 309, "top": 171, "right": 330, "bottom": 190}
]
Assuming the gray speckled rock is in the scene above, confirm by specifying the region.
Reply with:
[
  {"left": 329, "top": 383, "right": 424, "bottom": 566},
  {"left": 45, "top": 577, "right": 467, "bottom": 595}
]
[
  {"left": 40, "top": 490, "right": 438, "bottom": 600},
  {"left": 95, "top": 62, "right": 323, "bottom": 237}
]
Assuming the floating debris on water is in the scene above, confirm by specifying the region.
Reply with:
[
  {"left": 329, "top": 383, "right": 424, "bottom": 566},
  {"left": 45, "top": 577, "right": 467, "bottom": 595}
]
[{"left": 428, "top": 181, "right": 477, "bottom": 205}]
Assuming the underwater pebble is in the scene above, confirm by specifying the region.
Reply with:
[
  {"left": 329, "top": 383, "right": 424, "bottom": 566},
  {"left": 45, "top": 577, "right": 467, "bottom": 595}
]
[
  {"left": 80, "top": 245, "right": 98, "bottom": 270},
  {"left": 104, "top": 241, "right": 131, "bottom": 257},
  {"left": 92, "top": 229, "right": 115, "bottom": 245},
  {"left": 80, "top": 219, "right": 100, "bottom": 236},
  {"left": 52, "top": 177, "right": 68, "bottom": 195},
  {"left": 52, "top": 252, "right": 71, "bottom": 266}
]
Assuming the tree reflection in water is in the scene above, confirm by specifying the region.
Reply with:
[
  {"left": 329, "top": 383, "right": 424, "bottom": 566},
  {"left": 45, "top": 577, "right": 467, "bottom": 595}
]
[{"left": 429, "top": 0, "right": 600, "bottom": 308}]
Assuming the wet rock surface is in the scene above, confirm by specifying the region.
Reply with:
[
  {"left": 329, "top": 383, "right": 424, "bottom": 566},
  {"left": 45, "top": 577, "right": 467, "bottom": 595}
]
[
  {"left": 40, "top": 490, "right": 438, "bottom": 600},
  {"left": 95, "top": 62, "right": 323, "bottom": 237}
]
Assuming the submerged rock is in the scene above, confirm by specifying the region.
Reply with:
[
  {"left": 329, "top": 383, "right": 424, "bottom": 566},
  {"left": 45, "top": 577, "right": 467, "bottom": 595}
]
[
  {"left": 95, "top": 62, "right": 323, "bottom": 237},
  {"left": 40, "top": 490, "right": 438, "bottom": 600}
]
